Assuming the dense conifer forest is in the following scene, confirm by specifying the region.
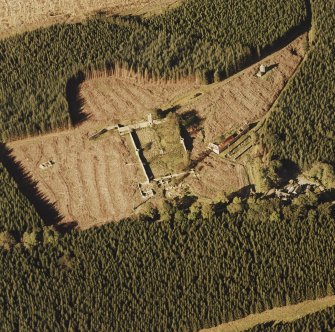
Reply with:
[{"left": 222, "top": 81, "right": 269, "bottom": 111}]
[
  {"left": 247, "top": 305, "right": 335, "bottom": 331},
  {"left": 0, "top": 0, "right": 307, "bottom": 140},
  {"left": 0, "top": 163, "right": 43, "bottom": 232},
  {"left": 263, "top": 0, "right": 335, "bottom": 168},
  {"left": 1, "top": 197, "right": 335, "bottom": 331},
  {"left": 1, "top": 0, "right": 335, "bottom": 330}
]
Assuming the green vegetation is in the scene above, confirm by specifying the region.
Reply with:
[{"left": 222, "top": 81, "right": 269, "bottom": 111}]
[
  {"left": 0, "top": 0, "right": 307, "bottom": 141},
  {"left": 263, "top": 0, "right": 335, "bottom": 168},
  {"left": 247, "top": 306, "right": 335, "bottom": 331},
  {"left": 0, "top": 196, "right": 334, "bottom": 330},
  {"left": 304, "top": 162, "right": 335, "bottom": 189},
  {"left": 145, "top": 114, "right": 189, "bottom": 176}
]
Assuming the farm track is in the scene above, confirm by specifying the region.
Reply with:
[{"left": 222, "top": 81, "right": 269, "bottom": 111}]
[{"left": 201, "top": 295, "right": 335, "bottom": 332}]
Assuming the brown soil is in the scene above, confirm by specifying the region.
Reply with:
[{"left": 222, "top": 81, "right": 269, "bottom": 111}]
[
  {"left": 80, "top": 75, "right": 199, "bottom": 126},
  {"left": 9, "top": 128, "right": 145, "bottom": 230},
  {"left": 200, "top": 295, "right": 335, "bottom": 332},
  {"left": 0, "top": 0, "right": 182, "bottom": 40},
  {"left": 8, "top": 77, "right": 196, "bottom": 229},
  {"left": 168, "top": 35, "right": 306, "bottom": 147},
  {"left": 185, "top": 156, "right": 244, "bottom": 199}
]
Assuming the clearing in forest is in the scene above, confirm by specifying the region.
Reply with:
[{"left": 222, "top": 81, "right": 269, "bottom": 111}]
[
  {"left": 8, "top": 34, "right": 305, "bottom": 228},
  {"left": 0, "top": 0, "right": 182, "bottom": 40},
  {"left": 7, "top": 79, "right": 196, "bottom": 230},
  {"left": 200, "top": 295, "right": 335, "bottom": 332},
  {"left": 174, "top": 35, "right": 306, "bottom": 198}
]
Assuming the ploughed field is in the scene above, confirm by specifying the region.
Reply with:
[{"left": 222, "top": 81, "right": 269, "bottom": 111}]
[
  {"left": 7, "top": 78, "right": 196, "bottom": 229},
  {"left": 80, "top": 74, "right": 199, "bottom": 125},
  {"left": 175, "top": 35, "right": 306, "bottom": 146},
  {"left": 8, "top": 129, "right": 145, "bottom": 230},
  {"left": 7, "top": 35, "right": 306, "bottom": 228},
  {"left": 0, "top": 0, "right": 181, "bottom": 40}
]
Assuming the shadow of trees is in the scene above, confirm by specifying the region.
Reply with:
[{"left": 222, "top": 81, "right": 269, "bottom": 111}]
[
  {"left": 131, "top": 131, "right": 155, "bottom": 181},
  {"left": 179, "top": 110, "right": 204, "bottom": 152},
  {"left": 66, "top": 71, "right": 89, "bottom": 126},
  {"left": 0, "top": 143, "right": 77, "bottom": 232}
]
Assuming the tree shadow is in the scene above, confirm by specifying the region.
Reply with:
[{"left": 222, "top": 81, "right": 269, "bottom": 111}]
[
  {"left": 277, "top": 159, "right": 300, "bottom": 185},
  {"left": 66, "top": 71, "right": 90, "bottom": 126},
  {"left": 228, "top": 185, "right": 256, "bottom": 200},
  {"left": 155, "top": 105, "right": 181, "bottom": 119},
  {"left": 180, "top": 125, "right": 194, "bottom": 151},
  {"left": 0, "top": 143, "right": 78, "bottom": 232},
  {"left": 266, "top": 63, "right": 279, "bottom": 71},
  {"left": 179, "top": 110, "right": 203, "bottom": 129},
  {"left": 179, "top": 110, "right": 204, "bottom": 152},
  {"left": 189, "top": 150, "right": 212, "bottom": 169}
]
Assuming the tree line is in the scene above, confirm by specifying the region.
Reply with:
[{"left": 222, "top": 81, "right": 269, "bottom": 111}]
[
  {"left": 0, "top": 163, "right": 43, "bottom": 233},
  {"left": 0, "top": 0, "right": 307, "bottom": 141},
  {"left": 263, "top": 0, "right": 335, "bottom": 169}
]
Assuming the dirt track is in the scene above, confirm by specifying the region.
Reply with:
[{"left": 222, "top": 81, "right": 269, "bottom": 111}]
[
  {"left": 0, "top": 0, "right": 181, "bottom": 40},
  {"left": 200, "top": 295, "right": 335, "bottom": 332}
]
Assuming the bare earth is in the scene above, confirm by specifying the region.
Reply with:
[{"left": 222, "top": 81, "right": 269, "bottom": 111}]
[
  {"left": 8, "top": 79, "right": 197, "bottom": 229},
  {"left": 185, "top": 156, "right": 245, "bottom": 199},
  {"left": 80, "top": 75, "right": 199, "bottom": 126},
  {"left": 9, "top": 129, "right": 145, "bottom": 229},
  {"left": 200, "top": 295, "right": 335, "bottom": 332},
  {"left": 0, "top": 0, "right": 182, "bottom": 40},
  {"left": 175, "top": 35, "right": 306, "bottom": 145},
  {"left": 177, "top": 35, "right": 306, "bottom": 197}
]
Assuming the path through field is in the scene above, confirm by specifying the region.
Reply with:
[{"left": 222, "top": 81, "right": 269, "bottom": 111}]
[
  {"left": 0, "top": 0, "right": 182, "bottom": 40},
  {"left": 200, "top": 295, "right": 335, "bottom": 332}
]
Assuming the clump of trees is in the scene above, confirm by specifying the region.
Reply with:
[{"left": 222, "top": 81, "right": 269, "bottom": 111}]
[
  {"left": 0, "top": 0, "right": 307, "bottom": 141},
  {"left": 304, "top": 162, "right": 335, "bottom": 189}
]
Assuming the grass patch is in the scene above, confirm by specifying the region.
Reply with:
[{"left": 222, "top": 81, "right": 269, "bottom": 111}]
[{"left": 139, "top": 114, "right": 189, "bottom": 178}]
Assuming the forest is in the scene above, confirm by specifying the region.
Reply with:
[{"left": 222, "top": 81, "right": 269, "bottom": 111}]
[
  {"left": 0, "top": 0, "right": 307, "bottom": 141},
  {"left": 1, "top": 0, "right": 335, "bottom": 330},
  {"left": 247, "top": 305, "right": 335, "bottom": 331},
  {"left": 1, "top": 194, "right": 335, "bottom": 331},
  {"left": 0, "top": 162, "right": 43, "bottom": 233},
  {"left": 263, "top": 0, "right": 335, "bottom": 169}
]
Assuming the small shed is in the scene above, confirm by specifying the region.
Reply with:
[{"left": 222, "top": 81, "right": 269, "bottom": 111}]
[
  {"left": 257, "top": 64, "right": 267, "bottom": 77},
  {"left": 208, "top": 135, "right": 236, "bottom": 154}
]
